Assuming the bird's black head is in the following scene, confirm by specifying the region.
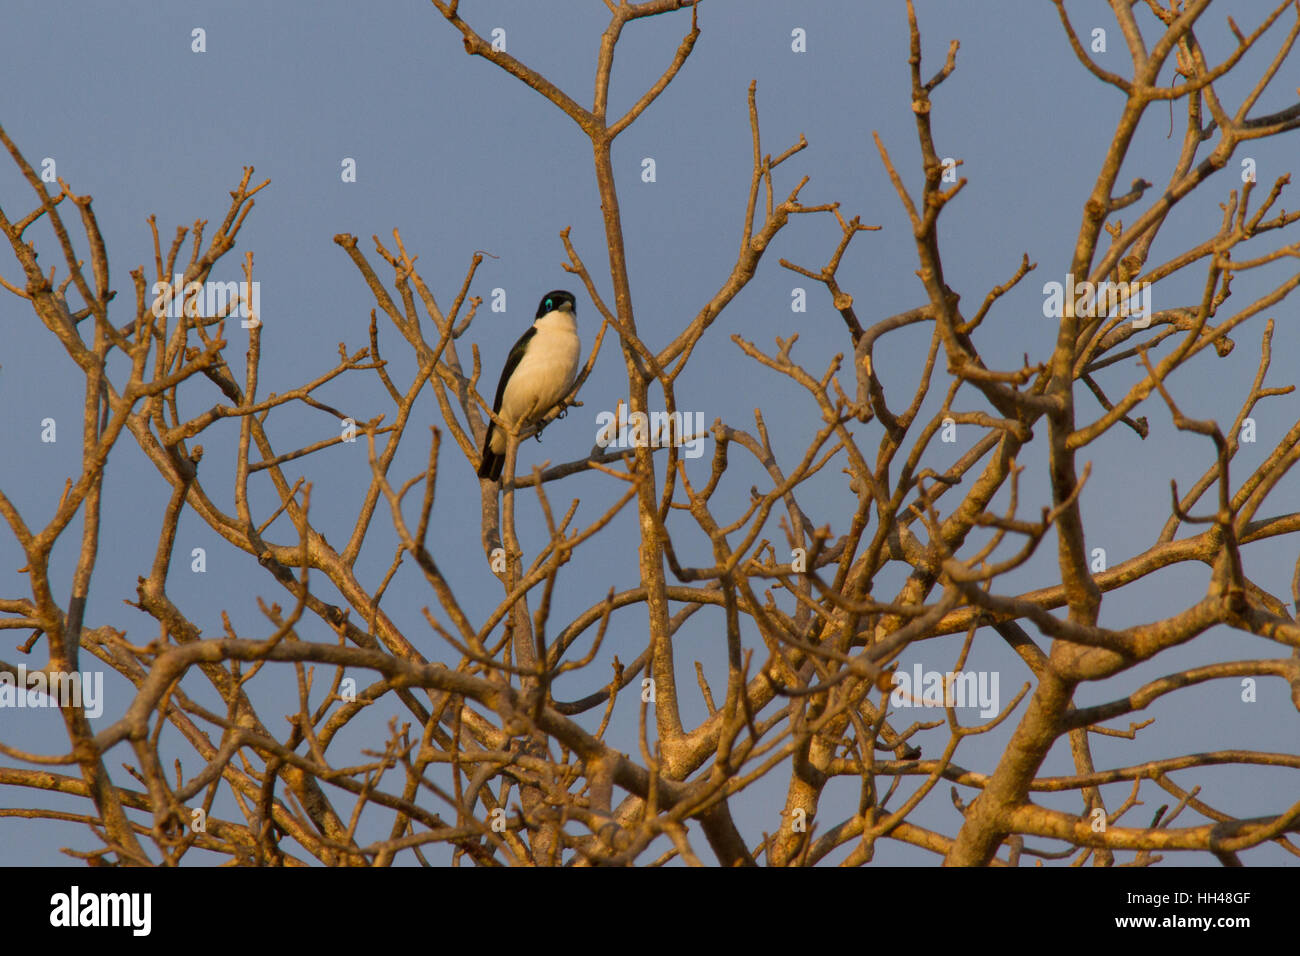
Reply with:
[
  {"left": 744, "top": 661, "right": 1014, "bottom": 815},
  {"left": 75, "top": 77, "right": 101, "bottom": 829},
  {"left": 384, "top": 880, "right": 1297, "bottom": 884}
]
[{"left": 536, "top": 290, "right": 576, "bottom": 319}]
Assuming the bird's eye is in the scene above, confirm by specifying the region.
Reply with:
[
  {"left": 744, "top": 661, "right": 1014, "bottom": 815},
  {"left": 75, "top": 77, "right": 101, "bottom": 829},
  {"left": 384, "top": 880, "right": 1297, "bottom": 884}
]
[{"left": 545, "top": 298, "right": 553, "bottom": 310}]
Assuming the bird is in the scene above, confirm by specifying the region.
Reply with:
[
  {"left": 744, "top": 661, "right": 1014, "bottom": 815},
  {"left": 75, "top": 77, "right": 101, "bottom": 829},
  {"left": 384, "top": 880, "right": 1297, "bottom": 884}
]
[{"left": 477, "top": 290, "right": 581, "bottom": 482}]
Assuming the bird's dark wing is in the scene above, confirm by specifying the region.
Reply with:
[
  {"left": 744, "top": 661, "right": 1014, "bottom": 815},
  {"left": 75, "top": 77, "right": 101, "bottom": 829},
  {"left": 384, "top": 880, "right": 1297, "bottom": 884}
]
[
  {"left": 479, "top": 325, "right": 538, "bottom": 481},
  {"left": 491, "top": 325, "right": 536, "bottom": 412}
]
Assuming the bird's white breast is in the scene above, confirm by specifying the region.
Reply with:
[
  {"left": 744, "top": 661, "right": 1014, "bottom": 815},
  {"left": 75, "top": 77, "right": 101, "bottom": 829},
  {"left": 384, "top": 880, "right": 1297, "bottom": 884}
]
[{"left": 494, "top": 311, "right": 580, "bottom": 450}]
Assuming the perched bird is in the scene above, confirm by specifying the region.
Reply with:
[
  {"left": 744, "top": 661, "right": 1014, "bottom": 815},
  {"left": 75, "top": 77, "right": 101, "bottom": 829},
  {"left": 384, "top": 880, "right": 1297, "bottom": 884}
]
[{"left": 477, "top": 290, "right": 581, "bottom": 482}]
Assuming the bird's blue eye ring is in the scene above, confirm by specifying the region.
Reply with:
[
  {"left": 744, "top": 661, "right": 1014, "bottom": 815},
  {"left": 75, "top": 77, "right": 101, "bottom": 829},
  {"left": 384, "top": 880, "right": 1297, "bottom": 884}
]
[{"left": 545, "top": 298, "right": 553, "bottom": 310}]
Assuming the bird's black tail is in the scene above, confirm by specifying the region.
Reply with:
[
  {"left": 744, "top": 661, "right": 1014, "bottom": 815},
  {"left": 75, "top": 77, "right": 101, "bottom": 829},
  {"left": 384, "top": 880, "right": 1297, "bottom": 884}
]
[{"left": 477, "top": 425, "right": 504, "bottom": 481}]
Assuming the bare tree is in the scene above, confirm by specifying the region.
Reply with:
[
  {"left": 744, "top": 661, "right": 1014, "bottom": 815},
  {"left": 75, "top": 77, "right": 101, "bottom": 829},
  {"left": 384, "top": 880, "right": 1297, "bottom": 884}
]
[{"left": 2, "top": 0, "right": 1299, "bottom": 867}]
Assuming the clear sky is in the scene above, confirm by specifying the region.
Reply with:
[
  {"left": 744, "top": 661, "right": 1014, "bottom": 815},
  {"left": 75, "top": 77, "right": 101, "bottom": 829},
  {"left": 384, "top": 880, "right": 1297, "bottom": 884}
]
[{"left": 1, "top": 1, "right": 1298, "bottom": 865}]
